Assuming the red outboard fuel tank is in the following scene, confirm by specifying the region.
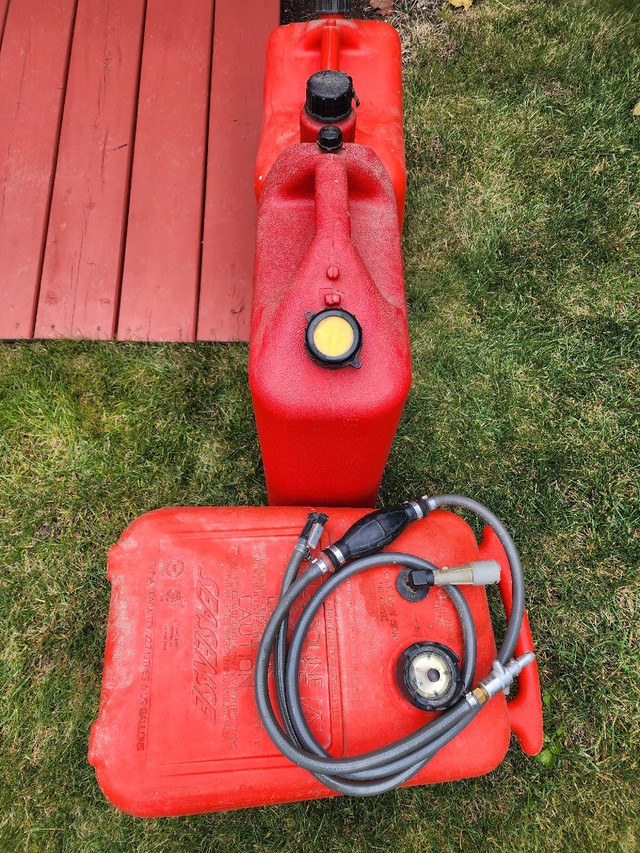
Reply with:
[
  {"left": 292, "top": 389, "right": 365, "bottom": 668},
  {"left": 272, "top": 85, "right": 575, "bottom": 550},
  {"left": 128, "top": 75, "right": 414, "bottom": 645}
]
[
  {"left": 249, "top": 142, "right": 411, "bottom": 507},
  {"left": 256, "top": 17, "right": 406, "bottom": 221},
  {"left": 89, "top": 505, "right": 543, "bottom": 816}
]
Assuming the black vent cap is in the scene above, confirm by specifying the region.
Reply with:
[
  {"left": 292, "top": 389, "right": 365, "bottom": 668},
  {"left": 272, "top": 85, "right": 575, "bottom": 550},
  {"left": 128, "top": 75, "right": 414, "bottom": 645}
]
[
  {"left": 317, "top": 125, "right": 343, "bottom": 152},
  {"left": 305, "top": 70, "right": 355, "bottom": 123}
]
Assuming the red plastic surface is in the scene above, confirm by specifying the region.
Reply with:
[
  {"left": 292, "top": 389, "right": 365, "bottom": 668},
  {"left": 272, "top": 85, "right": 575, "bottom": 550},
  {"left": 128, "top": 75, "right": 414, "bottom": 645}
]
[
  {"left": 479, "top": 526, "right": 544, "bottom": 756},
  {"left": 89, "top": 505, "right": 542, "bottom": 817},
  {"left": 299, "top": 104, "right": 357, "bottom": 144},
  {"left": 249, "top": 143, "right": 411, "bottom": 507},
  {"left": 255, "top": 18, "right": 406, "bottom": 222}
]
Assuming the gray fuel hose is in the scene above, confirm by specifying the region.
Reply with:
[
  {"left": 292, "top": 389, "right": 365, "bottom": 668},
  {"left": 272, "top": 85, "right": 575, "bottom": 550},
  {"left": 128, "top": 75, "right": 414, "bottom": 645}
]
[
  {"left": 428, "top": 494, "right": 525, "bottom": 665},
  {"left": 254, "top": 494, "right": 528, "bottom": 796}
]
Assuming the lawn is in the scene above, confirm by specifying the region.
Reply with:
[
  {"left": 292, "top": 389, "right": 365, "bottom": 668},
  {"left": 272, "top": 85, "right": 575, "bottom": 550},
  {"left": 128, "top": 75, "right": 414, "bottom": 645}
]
[{"left": 1, "top": 0, "right": 639, "bottom": 850}]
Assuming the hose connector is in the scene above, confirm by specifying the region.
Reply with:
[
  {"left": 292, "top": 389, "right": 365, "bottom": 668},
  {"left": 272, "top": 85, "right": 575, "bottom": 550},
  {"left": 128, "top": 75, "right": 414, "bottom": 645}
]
[
  {"left": 301, "top": 512, "right": 329, "bottom": 550},
  {"left": 420, "top": 495, "right": 438, "bottom": 513},
  {"left": 432, "top": 560, "right": 501, "bottom": 587},
  {"left": 317, "top": 0, "right": 349, "bottom": 13},
  {"left": 310, "top": 553, "right": 336, "bottom": 575},
  {"left": 467, "top": 653, "right": 535, "bottom": 706},
  {"left": 295, "top": 512, "right": 329, "bottom": 558},
  {"left": 401, "top": 560, "right": 500, "bottom": 597}
]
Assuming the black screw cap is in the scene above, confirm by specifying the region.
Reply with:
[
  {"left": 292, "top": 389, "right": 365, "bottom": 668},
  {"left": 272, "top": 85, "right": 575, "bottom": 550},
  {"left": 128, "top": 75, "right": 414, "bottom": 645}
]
[
  {"left": 305, "top": 70, "right": 355, "bottom": 123},
  {"left": 317, "top": 125, "right": 343, "bottom": 152}
]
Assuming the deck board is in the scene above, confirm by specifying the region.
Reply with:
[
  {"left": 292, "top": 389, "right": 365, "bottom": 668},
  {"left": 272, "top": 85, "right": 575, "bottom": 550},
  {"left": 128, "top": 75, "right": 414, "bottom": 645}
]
[
  {"left": 0, "top": 0, "right": 278, "bottom": 342},
  {"left": 116, "top": 0, "right": 214, "bottom": 342},
  {"left": 0, "top": 0, "right": 78, "bottom": 339},
  {"left": 197, "top": 0, "right": 279, "bottom": 341},
  {"left": 0, "top": 0, "right": 11, "bottom": 44},
  {"left": 34, "top": 0, "right": 145, "bottom": 339}
]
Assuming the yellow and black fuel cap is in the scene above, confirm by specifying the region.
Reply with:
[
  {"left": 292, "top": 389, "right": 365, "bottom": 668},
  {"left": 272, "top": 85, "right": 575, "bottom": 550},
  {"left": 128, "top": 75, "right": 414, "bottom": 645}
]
[{"left": 304, "top": 308, "right": 362, "bottom": 369}]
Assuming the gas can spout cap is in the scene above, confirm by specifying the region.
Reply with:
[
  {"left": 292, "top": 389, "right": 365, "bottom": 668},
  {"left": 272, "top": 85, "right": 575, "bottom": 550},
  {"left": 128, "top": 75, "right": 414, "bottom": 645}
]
[{"left": 317, "top": 126, "right": 344, "bottom": 153}]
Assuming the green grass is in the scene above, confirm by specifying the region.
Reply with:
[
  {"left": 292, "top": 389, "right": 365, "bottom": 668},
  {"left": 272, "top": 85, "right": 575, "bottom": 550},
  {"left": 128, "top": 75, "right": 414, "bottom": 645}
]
[{"left": 1, "top": 0, "right": 639, "bottom": 850}]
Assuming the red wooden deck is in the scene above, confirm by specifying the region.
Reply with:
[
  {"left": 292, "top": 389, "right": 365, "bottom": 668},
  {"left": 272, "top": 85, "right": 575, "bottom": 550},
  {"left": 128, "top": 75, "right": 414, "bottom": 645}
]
[{"left": 0, "top": 0, "right": 279, "bottom": 341}]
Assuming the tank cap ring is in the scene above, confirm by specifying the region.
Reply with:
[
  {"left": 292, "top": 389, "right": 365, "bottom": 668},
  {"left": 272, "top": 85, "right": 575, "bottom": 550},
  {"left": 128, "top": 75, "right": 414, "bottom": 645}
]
[
  {"left": 395, "top": 642, "right": 463, "bottom": 712},
  {"left": 305, "top": 308, "right": 362, "bottom": 369}
]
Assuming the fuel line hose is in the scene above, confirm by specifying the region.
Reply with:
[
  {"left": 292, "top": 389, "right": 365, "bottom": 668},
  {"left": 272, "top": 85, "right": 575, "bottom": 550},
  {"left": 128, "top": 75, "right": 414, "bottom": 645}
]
[{"left": 254, "top": 494, "right": 535, "bottom": 797}]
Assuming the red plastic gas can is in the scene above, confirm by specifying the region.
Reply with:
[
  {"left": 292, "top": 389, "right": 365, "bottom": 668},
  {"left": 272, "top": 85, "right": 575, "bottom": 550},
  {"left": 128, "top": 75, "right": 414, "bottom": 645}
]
[
  {"left": 249, "top": 142, "right": 411, "bottom": 507},
  {"left": 89, "top": 505, "right": 542, "bottom": 816},
  {"left": 256, "top": 18, "right": 406, "bottom": 221}
]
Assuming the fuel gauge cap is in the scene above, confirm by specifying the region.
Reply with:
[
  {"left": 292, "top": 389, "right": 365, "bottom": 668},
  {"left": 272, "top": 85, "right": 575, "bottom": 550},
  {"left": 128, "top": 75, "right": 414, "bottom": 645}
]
[
  {"left": 395, "top": 642, "right": 462, "bottom": 711},
  {"left": 305, "top": 308, "right": 362, "bottom": 369}
]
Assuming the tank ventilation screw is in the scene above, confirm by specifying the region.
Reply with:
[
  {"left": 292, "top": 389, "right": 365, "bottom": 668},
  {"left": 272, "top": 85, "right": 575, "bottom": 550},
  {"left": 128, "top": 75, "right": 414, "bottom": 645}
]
[{"left": 317, "top": 125, "right": 344, "bottom": 153}]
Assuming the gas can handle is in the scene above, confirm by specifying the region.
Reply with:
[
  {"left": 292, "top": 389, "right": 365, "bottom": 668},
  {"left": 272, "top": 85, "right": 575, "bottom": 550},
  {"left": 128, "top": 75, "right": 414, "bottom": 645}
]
[{"left": 478, "top": 525, "right": 544, "bottom": 756}]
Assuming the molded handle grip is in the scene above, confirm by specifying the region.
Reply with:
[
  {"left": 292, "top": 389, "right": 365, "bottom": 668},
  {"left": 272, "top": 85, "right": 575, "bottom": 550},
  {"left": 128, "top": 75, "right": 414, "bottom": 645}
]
[{"left": 478, "top": 525, "right": 544, "bottom": 756}]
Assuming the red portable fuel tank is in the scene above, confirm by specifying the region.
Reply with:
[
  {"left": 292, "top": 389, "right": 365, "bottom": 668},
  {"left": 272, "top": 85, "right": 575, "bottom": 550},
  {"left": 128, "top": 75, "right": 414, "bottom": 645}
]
[
  {"left": 89, "top": 503, "right": 543, "bottom": 816},
  {"left": 249, "top": 15, "right": 410, "bottom": 508},
  {"left": 250, "top": 142, "right": 410, "bottom": 507}
]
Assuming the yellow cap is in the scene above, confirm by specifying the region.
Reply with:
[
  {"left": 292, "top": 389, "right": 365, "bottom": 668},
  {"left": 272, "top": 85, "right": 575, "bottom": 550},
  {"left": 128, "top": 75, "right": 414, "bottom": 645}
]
[{"left": 312, "top": 314, "right": 355, "bottom": 359}]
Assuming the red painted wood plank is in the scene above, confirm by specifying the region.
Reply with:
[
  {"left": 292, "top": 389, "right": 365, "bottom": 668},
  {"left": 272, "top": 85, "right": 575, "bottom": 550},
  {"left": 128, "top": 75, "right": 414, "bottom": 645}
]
[
  {"left": 0, "top": 0, "right": 77, "bottom": 339},
  {"left": 197, "top": 0, "right": 280, "bottom": 342},
  {"left": 0, "top": 0, "right": 11, "bottom": 45},
  {"left": 34, "top": 0, "right": 145, "bottom": 340},
  {"left": 117, "top": 0, "right": 214, "bottom": 342}
]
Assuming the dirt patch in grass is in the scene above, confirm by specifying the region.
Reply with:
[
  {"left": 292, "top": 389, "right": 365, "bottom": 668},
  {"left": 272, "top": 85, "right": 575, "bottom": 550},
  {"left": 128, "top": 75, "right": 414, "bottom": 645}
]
[
  {"left": 281, "top": 0, "right": 374, "bottom": 23},
  {"left": 281, "top": 0, "right": 445, "bottom": 24}
]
